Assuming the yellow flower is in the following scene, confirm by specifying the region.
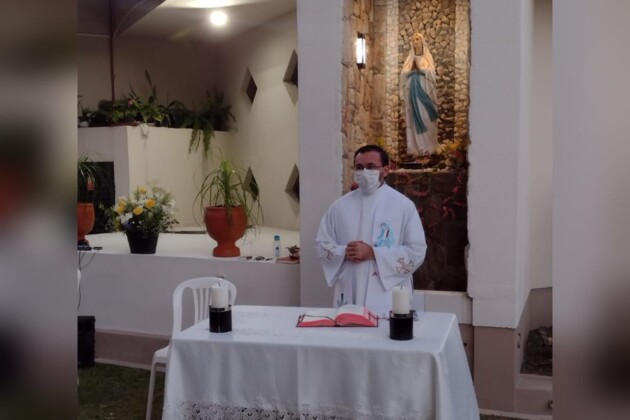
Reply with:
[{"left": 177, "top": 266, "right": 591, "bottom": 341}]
[
  {"left": 137, "top": 186, "right": 147, "bottom": 194},
  {"left": 115, "top": 205, "right": 124, "bottom": 215},
  {"left": 145, "top": 199, "right": 156, "bottom": 209},
  {"left": 133, "top": 206, "right": 144, "bottom": 216}
]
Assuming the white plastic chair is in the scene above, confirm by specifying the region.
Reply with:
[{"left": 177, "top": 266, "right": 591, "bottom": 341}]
[{"left": 145, "top": 276, "right": 237, "bottom": 420}]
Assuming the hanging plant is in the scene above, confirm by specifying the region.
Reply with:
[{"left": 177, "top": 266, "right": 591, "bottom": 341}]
[{"left": 189, "top": 90, "right": 236, "bottom": 157}]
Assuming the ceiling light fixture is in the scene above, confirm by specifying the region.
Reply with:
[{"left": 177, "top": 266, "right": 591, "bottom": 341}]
[
  {"left": 209, "top": 10, "right": 228, "bottom": 27},
  {"left": 187, "top": 0, "right": 231, "bottom": 7}
]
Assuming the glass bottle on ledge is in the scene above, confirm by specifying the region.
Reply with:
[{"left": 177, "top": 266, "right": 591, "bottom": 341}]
[{"left": 273, "top": 235, "right": 281, "bottom": 259}]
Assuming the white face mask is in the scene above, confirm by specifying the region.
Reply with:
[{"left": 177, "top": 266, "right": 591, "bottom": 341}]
[{"left": 354, "top": 169, "right": 382, "bottom": 195}]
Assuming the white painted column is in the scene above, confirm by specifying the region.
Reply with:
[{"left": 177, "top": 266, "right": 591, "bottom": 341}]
[
  {"left": 468, "top": 0, "right": 528, "bottom": 328},
  {"left": 297, "top": 0, "right": 345, "bottom": 307}
]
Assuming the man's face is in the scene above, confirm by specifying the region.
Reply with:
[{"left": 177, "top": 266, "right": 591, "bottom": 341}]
[{"left": 354, "top": 151, "right": 389, "bottom": 183}]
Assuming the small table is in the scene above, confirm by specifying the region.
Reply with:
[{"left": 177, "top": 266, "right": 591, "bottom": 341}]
[{"left": 162, "top": 305, "right": 479, "bottom": 420}]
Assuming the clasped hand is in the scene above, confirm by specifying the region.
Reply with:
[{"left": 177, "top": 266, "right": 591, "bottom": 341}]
[{"left": 345, "top": 240, "right": 375, "bottom": 262}]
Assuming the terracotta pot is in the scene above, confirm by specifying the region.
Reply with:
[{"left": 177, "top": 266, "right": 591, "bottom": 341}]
[
  {"left": 77, "top": 203, "right": 95, "bottom": 244},
  {"left": 125, "top": 228, "right": 159, "bottom": 254},
  {"left": 204, "top": 206, "right": 247, "bottom": 257}
]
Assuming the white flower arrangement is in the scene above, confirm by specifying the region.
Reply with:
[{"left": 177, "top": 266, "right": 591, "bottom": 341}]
[{"left": 108, "top": 185, "right": 177, "bottom": 236}]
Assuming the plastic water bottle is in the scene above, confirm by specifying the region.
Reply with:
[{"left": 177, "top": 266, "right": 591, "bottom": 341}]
[{"left": 273, "top": 235, "right": 281, "bottom": 259}]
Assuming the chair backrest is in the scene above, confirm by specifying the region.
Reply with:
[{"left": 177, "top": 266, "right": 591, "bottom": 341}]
[{"left": 171, "top": 277, "right": 237, "bottom": 336}]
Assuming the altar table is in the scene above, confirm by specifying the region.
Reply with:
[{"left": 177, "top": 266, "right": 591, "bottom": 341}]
[{"left": 162, "top": 305, "right": 479, "bottom": 420}]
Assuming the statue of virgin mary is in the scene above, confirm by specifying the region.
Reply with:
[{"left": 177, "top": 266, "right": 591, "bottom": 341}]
[{"left": 400, "top": 32, "right": 439, "bottom": 155}]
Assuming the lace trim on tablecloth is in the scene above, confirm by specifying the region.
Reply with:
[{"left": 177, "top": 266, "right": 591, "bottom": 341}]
[{"left": 163, "top": 401, "right": 429, "bottom": 420}]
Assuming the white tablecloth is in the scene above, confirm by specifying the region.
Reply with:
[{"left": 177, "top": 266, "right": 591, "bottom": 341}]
[{"left": 162, "top": 305, "right": 479, "bottom": 420}]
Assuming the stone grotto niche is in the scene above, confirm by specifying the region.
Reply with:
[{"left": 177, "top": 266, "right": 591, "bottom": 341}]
[{"left": 342, "top": 0, "right": 470, "bottom": 291}]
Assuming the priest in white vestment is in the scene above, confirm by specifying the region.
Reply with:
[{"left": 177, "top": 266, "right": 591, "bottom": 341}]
[{"left": 316, "top": 145, "right": 427, "bottom": 316}]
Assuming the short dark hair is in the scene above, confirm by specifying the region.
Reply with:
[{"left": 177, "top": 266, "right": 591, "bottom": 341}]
[{"left": 354, "top": 144, "right": 390, "bottom": 166}]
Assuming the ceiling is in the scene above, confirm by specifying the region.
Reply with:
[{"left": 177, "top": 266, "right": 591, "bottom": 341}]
[{"left": 121, "top": 0, "right": 296, "bottom": 41}]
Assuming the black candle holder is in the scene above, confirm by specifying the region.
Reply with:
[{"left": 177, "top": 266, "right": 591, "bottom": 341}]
[
  {"left": 209, "top": 306, "right": 232, "bottom": 333},
  {"left": 389, "top": 310, "right": 415, "bottom": 341}
]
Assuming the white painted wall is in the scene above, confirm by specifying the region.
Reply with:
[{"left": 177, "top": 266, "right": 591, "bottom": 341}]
[
  {"left": 297, "top": 0, "right": 344, "bottom": 308},
  {"left": 78, "top": 126, "right": 230, "bottom": 226},
  {"left": 78, "top": 249, "right": 300, "bottom": 336},
  {"left": 216, "top": 11, "right": 299, "bottom": 231},
  {"left": 77, "top": 35, "right": 218, "bottom": 109},
  {"left": 78, "top": 13, "right": 300, "bottom": 231},
  {"left": 77, "top": 36, "right": 111, "bottom": 109},
  {"left": 467, "top": 0, "right": 551, "bottom": 328},
  {"left": 78, "top": 126, "right": 132, "bottom": 198},
  {"left": 468, "top": 0, "right": 523, "bottom": 328}
]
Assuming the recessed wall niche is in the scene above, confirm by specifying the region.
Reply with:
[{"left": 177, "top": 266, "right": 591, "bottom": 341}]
[
  {"left": 341, "top": 0, "right": 470, "bottom": 292},
  {"left": 342, "top": 0, "right": 470, "bottom": 168},
  {"left": 285, "top": 164, "right": 300, "bottom": 203},
  {"left": 283, "top": 50, "right": 298, "bottom": 87},
  {"left": 396, "top": 0, "right": 470, "bottom": 161},
  {"left": 283, "top": 50, "right": 299, "bottom": 105},
  {"left": 244, "top": 167, "right": 260, "bottom": 202},
  {"left": 243, "top": 68, "right": 258, "bottom": 104}
]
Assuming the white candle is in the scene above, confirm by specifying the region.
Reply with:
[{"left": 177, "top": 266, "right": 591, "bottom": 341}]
[
  {"left": 392, "top": 286, "right": 410, "bottom": 315},
  {"left": 211, "top": 283, "right": 229, "bottom": 309}
]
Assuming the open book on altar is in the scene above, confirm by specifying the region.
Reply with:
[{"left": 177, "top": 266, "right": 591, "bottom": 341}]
[{"left": 296, "top": 305, "right": 378, "bottom": 327}]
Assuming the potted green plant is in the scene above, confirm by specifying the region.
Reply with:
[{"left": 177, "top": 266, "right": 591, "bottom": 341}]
[
  {"left": 78, "top": 108, "right": 93, "bottom": 127},
  {"left": 92, "top": 98, "right": 138, "bottom": 126},
  {"left": 128, "top": 71, "right": 168, "bottom": 126},
  {"left": 195, "top": 159, "right": 262, "bottom": 257},
  {"left": 210, "top": 89, "right": 235, "bottom": 131},
  {"left": 77, "top": 156, "right": 103, "bottom": 246},
  {"left": 89, "top": 71, "right": 168, "bottom": 127},
  {"left": 166, "top": 100, "right": 194, "bottom": 129},
  {"left": 78, "top": 96, "right": 90, "bottom": 127},
  {"left": 189, "top": 90, "right": 236, "bottom": 157},
  {"left": 105, "top": 185, "right": 178, "bottom": 254}
]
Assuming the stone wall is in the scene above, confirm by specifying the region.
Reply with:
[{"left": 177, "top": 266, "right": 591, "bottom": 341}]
[
  {"left": 341, "top": 0, "right": 374, "bottom": 191},
  {"left": 397, "top": 0, "right": 470, "bottom": 159},
  {"left": 453, "top": 0, "right": 470, "bottom": 148},
  {"left": 373, "top": 0, "right": 401, "bottom": 162},
  {"left": 342, "top": 0, "right": 470, "bottom": 180},
  {"left": 340, "top": 1, "right": 470, "bottom": 292}
]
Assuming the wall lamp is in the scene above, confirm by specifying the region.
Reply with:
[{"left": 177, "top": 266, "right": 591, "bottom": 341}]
[{"left": 355, "top": 33, "right": 366, "bottom": 69}]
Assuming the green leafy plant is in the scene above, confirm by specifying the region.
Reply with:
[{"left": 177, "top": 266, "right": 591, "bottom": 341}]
[
  {"left": 195, "top": 159, "right": 262, "bottom": 228},
  {"left": 128, "top": 70, "right": 168, "bottom": 126},
  {"left": 78, "top": 156, "right": 105, "bottom": 203},
  {"left": 189, "top": 90, "right": 236, "bottom": 157},
  {"left": 82, "top": 75, "right": 234, "bottom": 140},
  {"left": 78, "top": 96, "right": 93, "bottom": 126},
  {"left": 79, "top": 108, "right": 93, "bottom": 125},
  {"left": 88, "top": 71, "right": 168, "bottom": 126},
  {"left": 165, "top": 100, "right": 194, "bottom": 129},
  {"left": 210, "top": 89, "right": 235, "bottom": 131},
  {"left": 92, "top": 98, "right": 138, "bottom": 125}
]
